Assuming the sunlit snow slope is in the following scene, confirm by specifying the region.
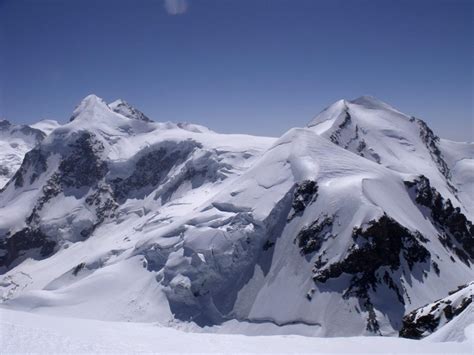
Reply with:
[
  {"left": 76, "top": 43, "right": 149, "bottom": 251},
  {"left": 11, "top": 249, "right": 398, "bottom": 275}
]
[{"left": 1, "top": 308, "right": 472, "bottom": 354}]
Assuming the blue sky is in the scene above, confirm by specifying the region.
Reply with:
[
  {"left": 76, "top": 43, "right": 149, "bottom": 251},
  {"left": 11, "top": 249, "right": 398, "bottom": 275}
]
[{"left": 0, "top": 0, "right": 472, "bottom": 140}]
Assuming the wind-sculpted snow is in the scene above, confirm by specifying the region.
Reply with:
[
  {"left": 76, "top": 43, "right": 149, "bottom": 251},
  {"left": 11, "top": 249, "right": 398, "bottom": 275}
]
[{"left": 0, "top": 94, "right": 472, "bottom": 339}]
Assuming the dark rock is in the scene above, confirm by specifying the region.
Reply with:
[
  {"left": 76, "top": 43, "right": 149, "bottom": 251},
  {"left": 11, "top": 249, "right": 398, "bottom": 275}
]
[
  {"left": 314, "top": 215, "right": 430, "bottom": 283},
  {"left": 399, "top": 283, "right": 473, "bottom": 339},
  {"left": 262, "top": 240, "right": 275, "bottom": 251},
  {"left": 112, "top": 141, "right": 200, "bottom": 201},
  {"left": 330, "top": 111, "right": 352, "bottom": 145},
  {"left": 416, "top": 118, "right": 455, "bottom": 191},
  {"left": 295, "top": 216, "right": 333, "bottom": 255},
  {"left": 11, "top": 148, "right": 48, "bottom": 189},
  {"left": 0, "top": 228, "right": 56, "bottom": 269},
  {"left": 405, "top": 176, "right": 473, "bottom": 263},
  {"left": 109, "top": 100, "right": 152, "bottom": 122},
  {"left": 312, "top": 214, "right": 430, "bottom": 332},
  {"left": 72, "top": 262, "right": 86, "bottom": 276},
  {"left": 399, "top": 312, "right": 438, "bottom": 339},
  {"left": 58, "top": 132, "right": 107, "bottom": 189},
  {"left": 287, "top": 180, "right": 318, "bottom": 220}
]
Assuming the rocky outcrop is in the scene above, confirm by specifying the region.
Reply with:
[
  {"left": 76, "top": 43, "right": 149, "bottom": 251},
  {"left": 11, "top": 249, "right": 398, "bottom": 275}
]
[
  {"left": 111, "top": 141, "right": 201, "bottom": 201},
  {"left": 329, "top": 111, "right": 352, "bottom": 145},
  {"left": 288, "top": 180, "right": 318, "bottom": 220},
  {"left": 312, "top": 215, "right": 431, "bottom": 333},
  {"left": 405, "top": 176, "right": 474, "bottom": 264},
  {"left": 108, "top": 99, "right": 152, "bottom": 122},
  {"left": 58, "top": 132, "right": 107, "bottom": 189},
  {"left": 416, "top": 118, "right": 453, "bottom": 187},
  {"left": 295, "top": 216, "right": 333, "bottom": 255},
  {"left": 0, "top": 228, "right": 56, "bottom": 270},
  {"left": 400, "top": 282, "right": 473, "bottom": 339}
]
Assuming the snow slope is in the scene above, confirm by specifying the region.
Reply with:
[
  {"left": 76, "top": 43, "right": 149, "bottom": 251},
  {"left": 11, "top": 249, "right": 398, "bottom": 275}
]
[
  {"left": 0, "top": 308, "right": 472, "bottom": 354},
  {"left": 0, "top": 95, "right": 472, "bottom": 339}
]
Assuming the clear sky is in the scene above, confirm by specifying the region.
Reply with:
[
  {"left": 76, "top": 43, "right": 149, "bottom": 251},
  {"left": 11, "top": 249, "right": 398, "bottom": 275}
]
[{"left": 0, "top": 0, "right": 472, "bottom": 141}]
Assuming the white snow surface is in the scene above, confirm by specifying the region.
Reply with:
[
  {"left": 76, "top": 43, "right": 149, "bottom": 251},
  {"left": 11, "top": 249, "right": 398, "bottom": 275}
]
[
  {"left": 0, "top": 94, "right": 472, "bottom": 342},
  {"left": 30, "top": 119, "right": 61, "bottom": 135},
  {"left": 0, "top": 308, "right": 472, "bottom": 354}
]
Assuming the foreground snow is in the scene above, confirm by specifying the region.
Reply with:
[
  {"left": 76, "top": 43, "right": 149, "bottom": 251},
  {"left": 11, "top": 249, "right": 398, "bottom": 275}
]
[{"left": 0, "top": 308, "right": 472, "bottom": 354}]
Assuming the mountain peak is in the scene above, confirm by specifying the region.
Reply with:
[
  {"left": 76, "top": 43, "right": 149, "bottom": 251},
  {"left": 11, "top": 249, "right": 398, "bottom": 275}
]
[
  {"left": 308, "top": 95, "right": 407, "bottom": 130},
  {"left": 307, "top": 98, "right": 348, "bottom": 128},
  {"left": 108, "top": 99, "right": 152, "bottom": 122},
  {"left": 69, "top": 94, "right": 109, "bottom": 122},
  {"left": 79, "top": 94, "right": 107, "bottom": 107}
]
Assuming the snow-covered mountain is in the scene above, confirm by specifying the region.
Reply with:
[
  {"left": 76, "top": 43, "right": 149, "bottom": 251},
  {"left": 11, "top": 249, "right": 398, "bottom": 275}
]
[
  {"left": 0, "top": 120, "right": 47, "bottom": 188},
  {"left": 0, "top": 95, "right": 472, "bottom": 338},
  {"left": 30, "top": 119, "right": 61, "bottom": 136}
]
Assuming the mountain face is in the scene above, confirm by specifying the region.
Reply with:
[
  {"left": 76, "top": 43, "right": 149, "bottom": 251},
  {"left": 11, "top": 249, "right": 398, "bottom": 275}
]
[
  {"left": 0, "top": 95, "right": 472, "bottom": 337},
  {"left": 0, "top": 120, "right": 47, "bottom": 189}
]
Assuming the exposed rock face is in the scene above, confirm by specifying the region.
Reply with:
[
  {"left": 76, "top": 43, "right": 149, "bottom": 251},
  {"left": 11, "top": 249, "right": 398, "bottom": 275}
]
[
  {"left": 405, "top": 176, "right": 474, "bottom": 263},
  {"left": 108, "top": 99, "right": 152, "bottom": 122},
  {"left": 416, "top": 118, "right": 452, "bottom": 186},
  {"left": 10, "top": 148, "right": 48, "bottom": 189},
  {"left": 58, "top": 132, "right": 107, "bottom": 189},
  {"left": 399, "top": 282, "right": 474, "bottom": 339},
  {"left": 296, "top": 216, "right": 333, "bottom": 255},
  {"left": 288, "top": 180, "right": 318, "bottom": 220},
  {"left": 0, "top": 228, "right": 56, "bottom": 270},
  {"left": 322, "top": 109, "right": 382, "bottom": 164},
  {"left": 26, "top": 173, "right": 62, "bottom": 226},
  {"left": 312, "top": 215, "right": 431, "bottom": 333},
  {"left": 111, "top": 141, "right": 201, "bottom": 201},
  {"left": 83, "top": 183, "right": 118, "bottom": 238},
  {"left": 13, "top": 131, "right": 114, "bottom": 242},
  {"left": 329, "top": 111, "right": 352, "bottom": 145}
]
